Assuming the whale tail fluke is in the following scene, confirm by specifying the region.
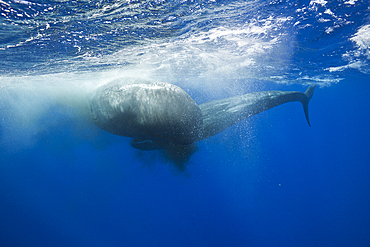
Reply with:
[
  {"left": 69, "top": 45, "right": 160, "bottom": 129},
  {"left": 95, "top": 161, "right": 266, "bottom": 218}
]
[
  {"left": 303, "top": 84, "right": 317, "bottom": 127},
  {"left": 305, "top": 84, "right": 317, "bottom": 100}
]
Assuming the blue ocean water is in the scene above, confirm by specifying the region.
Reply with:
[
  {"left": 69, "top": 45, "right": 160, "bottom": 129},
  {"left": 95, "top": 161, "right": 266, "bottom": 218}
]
[{"left": 1, "top": 0, "right": 369, "bottom": 246}]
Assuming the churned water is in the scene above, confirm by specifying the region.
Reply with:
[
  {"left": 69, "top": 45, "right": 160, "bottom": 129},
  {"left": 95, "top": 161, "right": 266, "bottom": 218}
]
[{"left": 1, "top": 1, "right": 369, "bottom": 246}]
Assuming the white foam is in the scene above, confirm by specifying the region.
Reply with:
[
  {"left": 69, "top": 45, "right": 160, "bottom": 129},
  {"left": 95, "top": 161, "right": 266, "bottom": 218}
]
[
  {"left": 326, "top": 61, "right": 364, "bottom": 72},
  {"left": 330, "top": 24, "right": 370, "bottom": 74},
  {"left": 324, "top": 9, "right": 336, "bottom": 17},
  {"left": 344, "top": 0, "right": 358, "bottom": 5},
  {"left": 0, "top": 13, "right": 293, "bottom": 150},
  {"left": 310, "top": 0, "right": 327, "bottom": 6},
  {"left": 101, "top": 15, "right": 294, "bottom": 96},
  {"left": 350, "top": 24, "right": 370, "bottom": 59},
  {"left": 0, "top": 0, "right": 10, "bottom": 6}
]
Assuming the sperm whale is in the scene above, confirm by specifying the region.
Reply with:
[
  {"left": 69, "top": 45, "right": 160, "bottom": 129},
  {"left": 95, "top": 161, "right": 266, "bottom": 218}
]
[{"left": 89, "top": 79, "right": 316, "bottom": 151}]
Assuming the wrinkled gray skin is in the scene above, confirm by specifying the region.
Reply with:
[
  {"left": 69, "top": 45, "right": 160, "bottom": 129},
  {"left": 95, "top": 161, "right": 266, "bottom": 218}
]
[
  {"left": 89, "top": 79, "right": 203, "bottom": 147},
  {"left": 89, "top": 79, "right": 316, "bottom": 151}
]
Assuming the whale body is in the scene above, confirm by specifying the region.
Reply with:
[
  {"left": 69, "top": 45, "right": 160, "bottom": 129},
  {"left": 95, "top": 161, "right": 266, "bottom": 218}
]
[
  {"left": 89, "top": 79, "right": 316, "bottom": 151},
  {"left": 89, "top": 79, "right": 203, "bottom": 146}
]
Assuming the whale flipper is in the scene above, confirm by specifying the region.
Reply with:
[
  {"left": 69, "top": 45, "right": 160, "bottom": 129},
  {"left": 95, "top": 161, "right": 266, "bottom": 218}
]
[
  {"left": 198, "top": 85, "right": 316, "bottom": 140},
  {"left": 131, "top": 138, "right": 166, "bottom": 150}
]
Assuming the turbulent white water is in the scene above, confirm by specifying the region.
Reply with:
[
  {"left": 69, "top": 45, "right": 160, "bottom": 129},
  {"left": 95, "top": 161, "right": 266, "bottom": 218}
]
[{"left": 0, "top": 0, "right": 369, "bottom": 152}]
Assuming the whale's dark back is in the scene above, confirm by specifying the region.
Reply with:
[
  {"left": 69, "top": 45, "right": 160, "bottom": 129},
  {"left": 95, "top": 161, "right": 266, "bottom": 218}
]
[{"left": 89, "top": 79, "right": 203, "bottom": 145}]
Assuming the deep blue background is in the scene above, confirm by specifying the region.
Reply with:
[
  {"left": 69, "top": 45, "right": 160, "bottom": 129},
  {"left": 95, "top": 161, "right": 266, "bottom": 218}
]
[
  {"left": 1, "top": 76, "right": 369, "bottom": 247},
  {"left": 1, "top": 0, "right": 370, "bottom": 246}
]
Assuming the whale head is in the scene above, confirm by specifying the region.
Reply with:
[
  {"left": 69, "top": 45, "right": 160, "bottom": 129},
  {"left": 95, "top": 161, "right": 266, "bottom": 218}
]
[{"left": 89, "top": 79, "right": 203, "bottom": 147}]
